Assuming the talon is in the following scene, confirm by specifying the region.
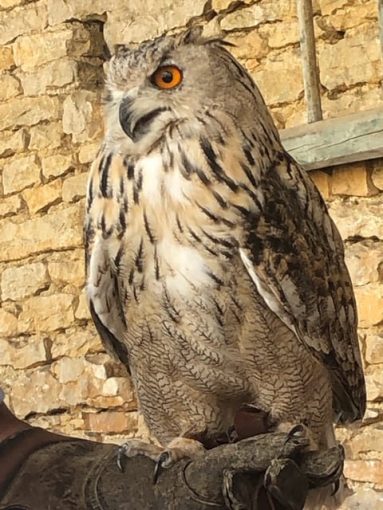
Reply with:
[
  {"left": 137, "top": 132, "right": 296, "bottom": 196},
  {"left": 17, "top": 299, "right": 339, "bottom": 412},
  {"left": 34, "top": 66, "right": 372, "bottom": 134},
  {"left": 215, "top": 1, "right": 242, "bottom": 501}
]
[
  {"left": 153, "top": 451, "right": 169, "bottom": 484},
  {"left": 117, "top": 446, "right": 126, "bottom": 472},
  {"left": 331, "top": 478, "right": 340, "bottom": 496}
]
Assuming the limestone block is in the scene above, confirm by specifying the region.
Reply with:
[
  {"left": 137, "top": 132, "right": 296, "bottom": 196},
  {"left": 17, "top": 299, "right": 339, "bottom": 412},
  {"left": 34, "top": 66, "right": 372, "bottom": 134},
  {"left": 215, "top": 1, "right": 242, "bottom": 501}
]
[
  {"left": 50, "top": 327, "right": 101, "bottom": 358},
  {"left": 62, "top": 90, "right": 102, "bottom": 143},
  {"left": 2, "top": 154, "right": 40, "bottom": 194},
  {"left": 354, "top": 286, "right": 383, "bottom": 328},
  {"left": 345, "top": 242, "right": 383, "bottom": 287},
  {"left": 0, "top": 2, "right": 47, "bottom": 45},
  {"left": 0, "top": 308, "right": 18, "bottom": 336},
  {"left": 259, "top": 21, "right": 299, "bottom": 49},
  {"left": 328, "top": 197, "right": 383, "bottom": 240},
  {"left": 0, "top": 74, "right": 21, "bottom": 100},
  {"left": 319, "top": 29, "right": 382, "bottom": 90},
  {"left": 79, "top": 142, "right": 99, "bottom": 164},
  {"left": 322, "top": 85, "right": 383, "bottom": 121},
  {"left": 252, "top": 47, "right": 303, "bottom": 105},
  {"left": 331, "top": 163, "right": 377, "bottom": 197},
  {"left": 83, "top": 410, "right": 138, "bottom": 434},
  {"left": 344, "top": 459, "right": 383, "bottom": 487},
  {"left": 62, "top": 172, "right": 88, "bottom": 202},
  {"left": 0, "top": 96, "right": 61, "bottom": 130},
  {"left": 29, "top": 122, "right": 63, "bottom": 151},
  {"left": 366, "top": 334, "right": 383, "bottom": 365},
  {"left": 14, "top": 25, "right": 96, "bottom": 71},
  {"left": 220, "top": 4, "right": 265, "bottom": 31},
  {"left": 18, "top": 293, "right": 75, "bottom": 333},
  {"left": 0, "top": 0, "right": 24, "bottom": 7},
  {"left": 0, "top": 202, "right": 84, "bottom": 262},
  {"left": 327, "top": 2, "right": 377, "bottom": 32},
  {"left": 22, "top": 179, "right": 62, "bottom": 215},
  {"left": 372, "top": 162, "right": 383, "bottom": 191},
  {"left": 104, "top": 0, "right": 208, "bottom": 47},
  {"left": 212, "top": 0, "right": 253, "bottom": 11},
  {"left": 0, "top": 129, "right": 27, "bottom": 158},
  {"left": 75, "top": 291, "right": 91, "bottom": 320},
  {"left": 309, "top": 170, "right": 330, "bottom": 199},
  {"left": 102, "top": 377, "right": 134, "bottom": 400},
  {"left": 225, "top": 30, "right": 268, "bottom": 60},
  {"left": 47, "top": 0, "right": 107, "bottom": 26},
  {"left": 42, "top": 154, "right": 74, "bottom": 179},
  {"left": 52, "top": 356, "right": 86, "bottom": 384},
  {"left": 47, "top": 250, "right": 85, "bottom": 288},
  {"left": 340, "top": 489, "right": 383, "bottom": 510},
  {"left": 318, "top": 0, "right": 347, "bottom": 16},
  {"left": 18, "top": 59, "right": 77, "bottom": 96},
  {"left": 1, "top": 262, "right": 49, "bottom": 301},
  {"left": 0, "top": 336, "right": 47, "bottom": 369},
  {"left": 10, "top": 368, "right": 63, "bottom": 417},
  {"left": 365, "top": 365, "right": 383, "bottom": 402},
  {"left": 344, "top": 425, "right": 383, "bottom": 459},
  {"left": 0, "top": 195, "right": 22, "bottom": 218},
  {"left": 0, "top": 46, "right": 14, "bottom": 72}
]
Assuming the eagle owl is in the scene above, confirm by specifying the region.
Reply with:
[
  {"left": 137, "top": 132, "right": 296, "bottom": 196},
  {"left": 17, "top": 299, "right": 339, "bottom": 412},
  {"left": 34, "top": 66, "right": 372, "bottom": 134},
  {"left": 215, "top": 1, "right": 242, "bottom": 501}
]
[{"left": 85, "top": 27, "right": 365, "bottom": 492}]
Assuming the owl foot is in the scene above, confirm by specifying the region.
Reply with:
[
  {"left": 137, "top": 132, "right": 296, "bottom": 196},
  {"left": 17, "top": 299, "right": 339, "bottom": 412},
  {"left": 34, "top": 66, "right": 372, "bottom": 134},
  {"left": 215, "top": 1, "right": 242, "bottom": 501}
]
[
  {"left": 116, "top": 438, "right": 163, "bottom": 472},
  {"left": 274, "top": 422, "right": 317, "bottom": 455},
  {"left": 116, "top": 437, "right": 205, "bottom": 484},
  {"left": 153, "top": 437, "right": 205, "bottom": 483}
]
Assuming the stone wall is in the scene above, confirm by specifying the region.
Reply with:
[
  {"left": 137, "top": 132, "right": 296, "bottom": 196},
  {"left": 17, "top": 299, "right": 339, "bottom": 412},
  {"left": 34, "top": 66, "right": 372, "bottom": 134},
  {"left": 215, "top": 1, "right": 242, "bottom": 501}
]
[{"left": 0, "top": 0, "right": 382, "bottom": 501}]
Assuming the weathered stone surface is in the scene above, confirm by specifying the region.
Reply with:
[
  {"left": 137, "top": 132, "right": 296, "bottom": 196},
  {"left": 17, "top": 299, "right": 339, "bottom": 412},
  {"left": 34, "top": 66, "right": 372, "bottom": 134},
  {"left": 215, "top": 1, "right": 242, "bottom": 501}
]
[
  {"left": 18, "top": 59, "right": 77, "bottom": 96},
  {"left": 0, "top": 2, "right": 47, "bottom": 45},
  {"left": 344, "top": 425, "right": 383, "bottom": 460},
  {"left": 2, "top": 154, "right": 41, "bottom": 195},
  {"left": 345, "top": 242, "right": 383, "bottom": 287},
  {"left": 328, "top": 197, "right": 383, "bottom": 240},
  {"left": 0, "top": 203, "right": 83, "bottom": 262},
  {"left": 319, "top": 28, "right": 382, "bottom": 90},
  {"left": 354, "top": 286, "right": 383, "bottom": 328},
  {"left": 42, "top": 154, "right": 74, "bottom": 179},
  {"left": 0, "top": 0, "right": 24, "bottom": 8},
  {"left": 0, "top": 46, "right": 14, "bottom": 72},
  {"left": 50, "top": 327, "right": 101, "bottom": 359},
  {"left": 220, "top": 4, "right": 266, "bottom": 31},
  {"left": 365, "top": 366, "right": 383, "bottom": 402},
  {"left": 0, "top": 336, "right": 47, "bottom": 369},
  {"left": 14, "top": 25, "right": 97, "bottom": 71},
  {"left": 253, "top": 47, "right": 303, "bottom": 105},
  {"left": 340, "top": 489, "right": 383, "bottom": 510},
  {"left": 1, "top": 262, "right": 49, "bottom": 301},
  {"left": 62, "top": 90, "right": 102, "bottom": 143},
  {"left": 225, "top": 30, "right": 268, "bottom": 60},
  {"left": 259, "top": 21, "right": 299, "bottom": 48},
  {"left": 0, "top": 96, "right": 61, "bottom": 130},
  {"left": 0, "top": 129, "right": 27, "bottom": 158},
  {"left": 309, "top": 170, "right": 330, "bottom": 199},
  {"left": 78, "top": 142, "right": 99, "bottom": 164},
  {"left": 104, "top": 1, "right": 208, "bottom": 47},
  {"left": 344, "top": 459, "right": 383, "bottom": 487},
  {"left": 318, "top": 0, "right": 347, "bottom": 16},
  {"left": 0, "top": 73, "right": 21, "bottom": 100},
  {"left": 83, "top": 410, "right": 138, "bottom": 433},
  {"left": 75, "top": 291, "right": 91, "bottom": 320},
  {"left": 22, "top": 180, "right": 62, "bottom": 214},
  {"left": 0, "top": 195, "right": 22, "bottom": 219},
  {"left": 29, "top": 122, "right": 63, "bottom": 151},
  {"left": 62, "top": 172, "right": 88, "bottom": 202},
  {"left": 372, "top": 162, "right": 383, "bottom": 191},
  {"left": 18, "top": 293, "right": 75, "bottom": 333},
  {"left": 0, "top": 308, "right": 18, "bottom": 336},
  {"left": 331, "top": 163, "right": 378, "bottom": 197},
  {"left": 322, "top": 84, "right": 383, "bottom": 121},
  {"left": 9, "top": 367, "right": 63, "bottom": 417},
  {"left": 48, "top": 250, "right": 85, "bottom": 288},
  {"left": 365, "top": 334, "right": 383, "bottom": 365}
]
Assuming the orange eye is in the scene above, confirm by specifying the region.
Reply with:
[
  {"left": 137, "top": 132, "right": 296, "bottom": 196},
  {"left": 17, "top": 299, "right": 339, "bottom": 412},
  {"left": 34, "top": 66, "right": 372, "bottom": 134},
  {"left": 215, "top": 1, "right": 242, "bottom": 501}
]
[{"left": 152, "top": 65, "right": 183, "bottom": 90}]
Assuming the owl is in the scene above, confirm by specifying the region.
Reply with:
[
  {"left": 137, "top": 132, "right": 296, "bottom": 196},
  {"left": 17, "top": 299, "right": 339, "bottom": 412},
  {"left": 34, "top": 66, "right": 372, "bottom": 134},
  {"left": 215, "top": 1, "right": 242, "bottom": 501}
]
[{"left": 85, "top": 26, "right": 365, "bottom": 501}]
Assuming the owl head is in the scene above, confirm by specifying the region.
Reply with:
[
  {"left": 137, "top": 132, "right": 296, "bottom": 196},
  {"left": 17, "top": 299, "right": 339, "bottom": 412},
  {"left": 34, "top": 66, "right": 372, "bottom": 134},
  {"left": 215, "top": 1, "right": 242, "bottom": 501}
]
[{"left": 104, "top": 27, "right": 278, "bottom": 155}]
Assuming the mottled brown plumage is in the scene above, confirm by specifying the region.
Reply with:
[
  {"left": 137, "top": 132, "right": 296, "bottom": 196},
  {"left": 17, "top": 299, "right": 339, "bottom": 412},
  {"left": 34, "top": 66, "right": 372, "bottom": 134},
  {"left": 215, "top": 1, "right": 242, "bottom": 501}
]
[{"left": 85, "top": 28, "right": 365, "bottom": 501}]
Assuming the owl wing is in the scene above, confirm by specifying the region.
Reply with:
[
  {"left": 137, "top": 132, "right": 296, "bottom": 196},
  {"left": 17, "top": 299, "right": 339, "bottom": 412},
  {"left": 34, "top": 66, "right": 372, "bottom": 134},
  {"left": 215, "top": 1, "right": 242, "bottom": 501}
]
[
  {"left": 84, "top": 154, "right": 130, "bottom": 372},
  {"left": 239, "top": 153, "right": 365, "bottom": 423}
]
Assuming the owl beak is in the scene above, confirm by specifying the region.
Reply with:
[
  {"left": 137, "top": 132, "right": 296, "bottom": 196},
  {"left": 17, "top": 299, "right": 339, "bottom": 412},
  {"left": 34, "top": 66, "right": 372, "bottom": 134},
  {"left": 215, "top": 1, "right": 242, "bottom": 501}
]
[{"left": 119, "top": 97, "right": 170, "bottom": 142}]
